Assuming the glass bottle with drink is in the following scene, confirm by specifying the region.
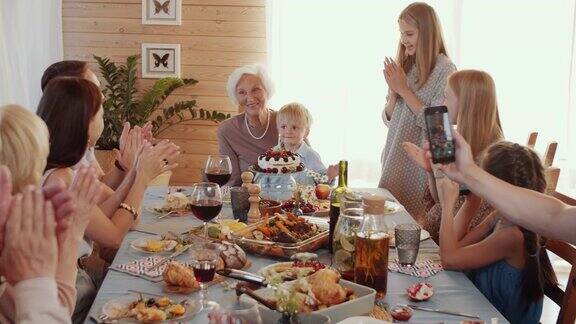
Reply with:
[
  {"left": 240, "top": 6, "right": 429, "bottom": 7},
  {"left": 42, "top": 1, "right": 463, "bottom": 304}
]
[
  {"left": 329, "top": 160, "right": 349, "bottom": 253},
  {"left": 332, "top": 192, "right": 363, "bottom": 281},
  {"left": 354, "top": 194, "right": 390, "bottom": 298}
]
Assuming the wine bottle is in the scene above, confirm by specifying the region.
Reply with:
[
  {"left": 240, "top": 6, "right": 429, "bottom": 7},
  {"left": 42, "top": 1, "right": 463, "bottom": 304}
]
[{"left": 329, "top": 160, "right": 349, "bottom": 253}]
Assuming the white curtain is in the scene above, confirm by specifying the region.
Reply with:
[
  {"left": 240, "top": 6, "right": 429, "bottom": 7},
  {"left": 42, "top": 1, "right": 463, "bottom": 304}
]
[
  {"left": 0, "top": 0, "right": 63, "bottom": 110},
  {"left": 266, "top": 0, "right": 576, "bottom": 195}
]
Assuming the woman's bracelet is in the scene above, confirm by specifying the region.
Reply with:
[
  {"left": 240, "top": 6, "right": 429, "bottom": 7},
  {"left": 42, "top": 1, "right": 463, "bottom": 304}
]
[{"left": 119, "top": 202, "right": 138, "bottom": 220}]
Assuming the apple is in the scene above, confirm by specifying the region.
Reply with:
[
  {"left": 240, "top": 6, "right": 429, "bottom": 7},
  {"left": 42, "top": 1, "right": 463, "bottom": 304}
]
[{"left": 315, "top": 184, "right": 332, "bottom": 200}]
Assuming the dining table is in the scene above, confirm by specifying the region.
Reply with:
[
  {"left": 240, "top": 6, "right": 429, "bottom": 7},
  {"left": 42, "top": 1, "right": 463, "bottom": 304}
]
[{"left": 85, "top": 186, "right": 509, "bottom": 323}]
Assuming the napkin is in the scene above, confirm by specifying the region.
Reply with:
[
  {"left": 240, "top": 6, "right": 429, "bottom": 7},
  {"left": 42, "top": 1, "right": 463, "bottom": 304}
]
[
  {"left": 388, "top": 259, "right": 443, "bottom": 278},
  {"left": 110, "top": 255, "right": 170, "bottom": 282}
]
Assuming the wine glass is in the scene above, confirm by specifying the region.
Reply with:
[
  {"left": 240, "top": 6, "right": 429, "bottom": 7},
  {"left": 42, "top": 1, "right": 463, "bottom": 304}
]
[
  {"left": 190, "top": 242, "right": 221, "bottom": 309},
  {"left": 189, "top": 182, "right": 223, "bottom": 239},
  {"left": 205, "top": 155, "right": 232, "bottom": 187}
]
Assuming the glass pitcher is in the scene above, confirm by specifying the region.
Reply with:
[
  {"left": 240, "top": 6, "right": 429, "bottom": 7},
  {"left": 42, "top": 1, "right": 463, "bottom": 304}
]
[{"left": 331, "top": 192, "right": 363, "bottom": 281}]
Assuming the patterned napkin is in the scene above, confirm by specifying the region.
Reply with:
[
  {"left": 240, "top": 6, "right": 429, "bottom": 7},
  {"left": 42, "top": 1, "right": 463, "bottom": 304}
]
[
  {"left": 388, "top": 259, "right": 443, "bottom": 278},
  {"left": 110, "top": 255, "right": 169, "bottom": 282}
]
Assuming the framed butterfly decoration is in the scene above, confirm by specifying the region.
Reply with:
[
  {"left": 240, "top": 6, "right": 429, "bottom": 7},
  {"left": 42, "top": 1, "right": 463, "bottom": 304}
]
[
  {"left": 142, "top": 0, "right": 181, "bottom": 25},
  {"left": 141, "top": 43, "right": 181, "bottom": 78}
]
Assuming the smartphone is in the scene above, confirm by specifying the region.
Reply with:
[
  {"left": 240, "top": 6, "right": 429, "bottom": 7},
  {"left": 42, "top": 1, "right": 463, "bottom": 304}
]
[{"left": 424, "top": 105, "right": 456, "bottom": 164}]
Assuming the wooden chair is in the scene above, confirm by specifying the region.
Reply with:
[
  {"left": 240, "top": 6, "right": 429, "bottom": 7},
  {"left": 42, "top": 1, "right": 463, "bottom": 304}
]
[
  {"left": 544, "top": 191, "right": 576, "bottom": 324},
  {"left": 527, "top": 131, "right": 538, "bottom": 149}
]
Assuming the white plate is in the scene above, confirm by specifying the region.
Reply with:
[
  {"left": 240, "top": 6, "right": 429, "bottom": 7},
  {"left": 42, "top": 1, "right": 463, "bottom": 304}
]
[
  {"left": 101, "top": 294, "right": 202, "bottom": 323},
  {"left": 338, "top": 316, "right": 392, "bottom": 324},
  {"left": 145, "top": 203, "right": 190, "bottom": 216},
  {"left": 130, "top": 236, "right": 178, "bottom": 254},
  {"left": 241, "top": 279, "right": 376, "bottom": 323}
]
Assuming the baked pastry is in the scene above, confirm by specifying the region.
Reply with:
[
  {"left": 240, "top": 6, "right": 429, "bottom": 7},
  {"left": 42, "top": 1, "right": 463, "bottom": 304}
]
[
  {"left": 163, "top": 261, "right": 198, "bottom": 288},
  {"left": 165, "top": 192, "right": 189, "bottom": 210},
  {"left": 217, "top": 241, "right": 247, "bottom": 269},
  {"left": 256, "top": 148, "right": 304, "bottom": 174}
]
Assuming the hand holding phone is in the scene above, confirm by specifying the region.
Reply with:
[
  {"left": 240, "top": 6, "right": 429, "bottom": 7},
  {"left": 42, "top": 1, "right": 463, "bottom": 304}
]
[{"left": 424, "top": 106, "right": 455, "bottom": 164}]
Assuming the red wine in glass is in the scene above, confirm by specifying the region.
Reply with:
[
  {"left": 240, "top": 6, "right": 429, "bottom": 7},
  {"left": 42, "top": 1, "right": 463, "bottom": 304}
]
[
  {"left": 193, "top": 261, "right": 216, "bottom": 283},
  {"left": 205, "top": 169, "right": 232, "bottom": 187},
  {"left": 190, "top": 200, "right": 222, "bottom": 222}
]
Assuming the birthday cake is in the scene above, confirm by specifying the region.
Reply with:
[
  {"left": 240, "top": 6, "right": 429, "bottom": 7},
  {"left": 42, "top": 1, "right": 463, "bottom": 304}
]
[{"left": 254, "top": 148, "right": 304, "bottom": 174}]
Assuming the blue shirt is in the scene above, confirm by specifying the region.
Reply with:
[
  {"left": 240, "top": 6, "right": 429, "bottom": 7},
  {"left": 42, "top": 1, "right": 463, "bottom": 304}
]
[
  {"left": 296, "top": 142, "right": 327, "bottom": 174},
  {"left": 467, "top": 260, "right": 542, "bottom": 324}
]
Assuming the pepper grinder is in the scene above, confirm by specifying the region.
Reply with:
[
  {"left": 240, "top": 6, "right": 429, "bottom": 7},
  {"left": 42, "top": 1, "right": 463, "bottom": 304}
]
[
  {"left": 247, "top": 184, "right": 261, "bottom": 224},
  {"left": 241, "top": 171, "right": 254, "bottom": 189}
]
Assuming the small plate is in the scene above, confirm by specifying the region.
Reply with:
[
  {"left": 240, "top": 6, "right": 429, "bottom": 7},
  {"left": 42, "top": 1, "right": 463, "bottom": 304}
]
[
  {"left": 145, "top": 202, "right": 190, "bottom": 216},
  {"left": 101, "top": 294, "right": 202, "bottom": 323},
  {"left": 406, "top": 282, "right": 434, "bottom": 301},
  {"left": 130, "top": 236, "right": 178, "bottom": 254}
]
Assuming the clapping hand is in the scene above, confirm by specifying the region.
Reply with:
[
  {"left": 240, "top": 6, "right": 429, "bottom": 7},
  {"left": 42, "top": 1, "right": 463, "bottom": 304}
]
[
  {"left": 403, "top": 141, "right": 432, "bottom": 172},
  {"left": 433, "top": 167, "right": 459, "bottom": 210},
  {"left": 136, "top": 140, "right": 180, "bottom": 184},
  {"left": 63, "top": 166, "right": 103, "bottom": 239},
  {"left": 383, "top": 57, "right": 408, "bottom": 95},
  {"left": 0, "top": 187, "right": 59, "bottom": 285},
  {"left": 115, "top": 123, "right": 145, "bottom": 171}
]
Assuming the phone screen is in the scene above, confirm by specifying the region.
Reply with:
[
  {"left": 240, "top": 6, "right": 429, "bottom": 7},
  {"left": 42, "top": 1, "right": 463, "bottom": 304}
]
[{"left": 425, "top": 106, "right": 455, "bottom": 164}]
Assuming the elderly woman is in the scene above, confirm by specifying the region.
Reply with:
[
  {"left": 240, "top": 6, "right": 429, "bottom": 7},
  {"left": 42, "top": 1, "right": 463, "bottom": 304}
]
[{"left": 218, "top": 64, "right": 279, "bottom": 186}]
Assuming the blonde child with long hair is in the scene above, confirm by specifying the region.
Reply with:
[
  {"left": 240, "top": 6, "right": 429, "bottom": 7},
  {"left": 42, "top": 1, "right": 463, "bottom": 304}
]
[
  {"left": 404, "top": 70, "right": 504, "bottom": 241},
  {"left": 435, "top": 142, "right": 557, "bottom": 323},
  {"left": 379, "top": 2, "right": 456, "bottom": 220}
]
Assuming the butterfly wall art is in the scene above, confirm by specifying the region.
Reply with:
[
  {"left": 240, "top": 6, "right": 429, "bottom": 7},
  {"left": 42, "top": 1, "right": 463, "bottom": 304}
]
[
  {"left": 142, "top": 0, "right": 181, "bottom": 25},
  {"left": 141, "top": 43, "right": 181, "bottom": 78}
]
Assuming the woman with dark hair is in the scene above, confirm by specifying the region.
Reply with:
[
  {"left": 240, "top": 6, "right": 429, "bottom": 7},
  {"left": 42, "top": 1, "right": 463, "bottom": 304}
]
[
  {"left": 37, "top": 77, "right": 180, "bottom": 323},
  {"left": 40, "top": 60, "right": 154, "bottom": 190}
]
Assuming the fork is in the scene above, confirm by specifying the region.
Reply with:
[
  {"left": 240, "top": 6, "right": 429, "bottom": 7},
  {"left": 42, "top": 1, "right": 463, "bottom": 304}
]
[{"left": 158, "top": 210, "right": 176, "bottom": 219}]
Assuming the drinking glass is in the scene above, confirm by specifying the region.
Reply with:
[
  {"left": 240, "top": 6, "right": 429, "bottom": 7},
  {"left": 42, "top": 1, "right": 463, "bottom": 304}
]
[
  {"left": 394, "top": 223, "right": 422, "bottom": 266},
  {"left": 190, "top": 242, "right": 221, "bottom": 309},
  {"left": 230, "top": 186, "right": 249, "bottom": 222},
  {"left": 189, "top": 182, "right": 223, "bottom": 239},
  {"left": 205, "top": 155, "right": 232, "bottom": 187}
]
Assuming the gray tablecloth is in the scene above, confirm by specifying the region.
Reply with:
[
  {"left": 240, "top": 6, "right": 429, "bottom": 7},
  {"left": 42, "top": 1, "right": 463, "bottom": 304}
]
[{"left": 85, "top": 187, "right": 508, "bottom": 323}]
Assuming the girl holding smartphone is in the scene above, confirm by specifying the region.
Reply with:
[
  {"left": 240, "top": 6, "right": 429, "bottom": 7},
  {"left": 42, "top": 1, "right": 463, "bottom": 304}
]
[{"left": 379, "top": 2, "right": 456, "bottom": 220}]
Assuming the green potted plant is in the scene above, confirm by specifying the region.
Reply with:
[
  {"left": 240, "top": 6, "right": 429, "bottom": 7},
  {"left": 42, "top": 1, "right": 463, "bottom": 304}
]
[{"left": 93, "top": 54, "right": 230, "bottom": 171}]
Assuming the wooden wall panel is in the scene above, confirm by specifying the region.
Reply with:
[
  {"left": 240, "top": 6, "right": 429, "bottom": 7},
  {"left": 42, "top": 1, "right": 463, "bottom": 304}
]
[{"left": 63, "top": 0, "right": 266, "bottom": 185}]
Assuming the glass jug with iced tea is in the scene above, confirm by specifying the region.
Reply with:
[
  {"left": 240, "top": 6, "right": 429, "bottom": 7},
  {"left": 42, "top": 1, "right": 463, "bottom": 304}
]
[
  {"left": 354, "top": 194, "right": 390, "bottom": 298},
  {"left": 332, "top": 192, "right": 363, "bottom": 281}
]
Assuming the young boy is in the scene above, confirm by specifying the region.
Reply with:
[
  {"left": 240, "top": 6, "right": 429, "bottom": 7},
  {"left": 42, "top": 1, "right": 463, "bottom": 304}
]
[{"left": 276, "top": 102, "right": 338, "bottom": 184}]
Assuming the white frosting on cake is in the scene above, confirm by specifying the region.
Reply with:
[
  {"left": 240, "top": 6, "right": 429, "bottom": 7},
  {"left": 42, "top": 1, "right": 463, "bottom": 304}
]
[{"left": 257, "top": 151, "right": 302, "bottom": 173}]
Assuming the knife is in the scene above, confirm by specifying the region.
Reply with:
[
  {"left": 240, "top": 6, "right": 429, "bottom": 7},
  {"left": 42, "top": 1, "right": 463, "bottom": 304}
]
[
  {"left": 147, "top": 244, "right": 192, "bottom": 272},
  {"left": 403, "top": 304, "right": 481, "bottom": 319},
  {"left": 216, "top": 268, "right": 268, "bottom": 287}
]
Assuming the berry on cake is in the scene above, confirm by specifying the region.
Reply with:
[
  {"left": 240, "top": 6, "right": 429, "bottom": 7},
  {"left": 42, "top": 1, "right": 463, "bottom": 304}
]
[{"left": 254, "top": 147, "right": 305, "bottom": 174}]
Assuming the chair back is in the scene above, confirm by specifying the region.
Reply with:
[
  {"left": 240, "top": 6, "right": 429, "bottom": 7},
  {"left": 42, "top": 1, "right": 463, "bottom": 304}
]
[{"left": 545, "top": 191, "right": 576, "bottom": 324}]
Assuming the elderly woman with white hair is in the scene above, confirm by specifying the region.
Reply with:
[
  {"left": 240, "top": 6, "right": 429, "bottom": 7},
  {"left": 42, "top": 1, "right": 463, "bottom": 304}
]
[{"left": 218, "top": 64, "right": 279, "bottom": 186}]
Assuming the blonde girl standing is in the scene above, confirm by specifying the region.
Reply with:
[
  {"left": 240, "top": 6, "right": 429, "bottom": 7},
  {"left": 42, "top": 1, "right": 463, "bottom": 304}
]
[{"left": 379, "top": 2, "right": 456, "bottom": 220}]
